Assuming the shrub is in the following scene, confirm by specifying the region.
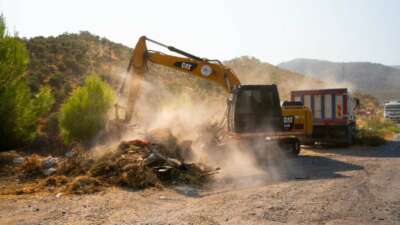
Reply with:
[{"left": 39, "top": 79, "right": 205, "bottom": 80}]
[
  {"left": 355, "top": 117, "right": 400, "bottom": 146},
  {"left": 58, "top": 74, "right": 114, "bottom": 145},
  {"left": 355, "top": 128, "right": 386, "bottom": 146}
]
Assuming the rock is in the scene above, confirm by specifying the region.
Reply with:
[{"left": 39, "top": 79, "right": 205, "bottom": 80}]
[{"left": 56, "top": 193, "right": 63, "bottom": 198}]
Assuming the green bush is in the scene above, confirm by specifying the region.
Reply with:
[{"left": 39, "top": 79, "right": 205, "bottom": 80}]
[
  {"left": 355, "top": 128, "right": 386, "bottom": 146},
  {"left": 355, "top": 117, "right": 400, "bottom": 146},
  {"left": 0, "top": 15, "right": 54, "bottom": 149},
  {"left": 58, "top": 74, "right": 114, "bottom": 145}
]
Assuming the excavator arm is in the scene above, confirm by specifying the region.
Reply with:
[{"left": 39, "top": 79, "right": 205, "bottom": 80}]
[{"left": 121, "top": 36, "right": 241, "bottom": 122}]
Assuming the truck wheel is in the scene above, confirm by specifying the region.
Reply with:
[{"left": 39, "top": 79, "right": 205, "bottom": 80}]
[
  {"left": 291, "top": 139, "right": 301, "bottom": 156},
  {"left": 345, "top": 125, "right": 355, "bottom": 146}
]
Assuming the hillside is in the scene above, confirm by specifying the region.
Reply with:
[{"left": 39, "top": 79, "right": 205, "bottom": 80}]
[
  {"left": 278, "top": 58, "right": 400, "bottom": 102},
  {"left": 24, "top": 32, "right": 325, "bottom": 105},
  {"left": 25, "top": 31, "right": 131, "bottom": 105},
  {"left": 225, "top": 57, "right": 324, "bottom": 100}
]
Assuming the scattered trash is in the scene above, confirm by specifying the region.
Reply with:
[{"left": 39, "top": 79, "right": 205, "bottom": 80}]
[
  {"left": 13, "top": 157, "right": 25, "bottom": 165},
  {"left": 43, "top": 168, "right": 57, "bottom": 176},
  {"left": 42, "top": 156, "right": 58, "bottom": 169},
  {"left": 143, "top": 153, "right": 159, "bottom": 166},
  {"left": 174, "top": 185, "right": 199, "bottom": 197},
  {"left": 17, "top": 154, "right": 44, "bottom": 179},
  {"left": 65, "top": 151, "right": 75, "bottom": 158},
  {"left": 166, "top": 158, "right": 182, "bottom": 167}
]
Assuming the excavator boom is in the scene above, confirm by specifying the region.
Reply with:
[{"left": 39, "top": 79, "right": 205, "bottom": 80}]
[
  {"left": 122, "top": 36, "right": 241, "bottom": 122},
  {"left": 128, "top": 36, "right": 241, "bottom": 91}
]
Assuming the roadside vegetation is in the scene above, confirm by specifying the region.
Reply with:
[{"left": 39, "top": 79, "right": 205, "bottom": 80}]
[
  {"left": 0, "top": 15, "right": 54, "bottom": 149},
  {"left": 356, "top": 117, "right": 400, "bottom": 146},
  {"left": 353, "top": 92, "right": 399, "bottom": 146}
]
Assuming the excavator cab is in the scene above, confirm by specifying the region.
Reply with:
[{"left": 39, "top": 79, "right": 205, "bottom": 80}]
[{"left": 227, "top": 85, "right": 284, "bottom": 133}]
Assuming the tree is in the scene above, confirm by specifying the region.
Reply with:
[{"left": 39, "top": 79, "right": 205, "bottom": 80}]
[
  {"left": 58, "top": 74, "right": 114, "bottom": 145},
  {"left": 0, "top": 15, "right": 55, "bottom": 149}
]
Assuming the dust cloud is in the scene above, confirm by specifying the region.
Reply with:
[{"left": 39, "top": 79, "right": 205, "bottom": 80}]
[{"left": 112, "top": 75, "right": 303, "bottom": 188}]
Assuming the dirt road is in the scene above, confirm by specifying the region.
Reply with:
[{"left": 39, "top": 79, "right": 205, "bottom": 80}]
[{"left": 1, "top": 141, "right": 400, "bottom": 225}]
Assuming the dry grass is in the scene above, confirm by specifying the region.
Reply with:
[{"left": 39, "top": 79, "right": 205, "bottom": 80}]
[
  {"left": 17, "top": 154, "right": 44, "bottom": 179},
  {"left": 67, "top": 176, "right": 103, "bottom": 194}
]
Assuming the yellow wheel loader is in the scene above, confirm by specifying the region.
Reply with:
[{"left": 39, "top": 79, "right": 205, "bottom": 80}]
[{"left": 117, "top": 36, "right": 313, "bottom": 157}]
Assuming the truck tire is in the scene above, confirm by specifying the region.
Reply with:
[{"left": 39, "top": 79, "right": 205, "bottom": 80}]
[
  {"left": 345, "top": 125, "right": 355, "bottom": 146},
  {"left": 291, "top": 139, "right": 301, "bottom": 156}
]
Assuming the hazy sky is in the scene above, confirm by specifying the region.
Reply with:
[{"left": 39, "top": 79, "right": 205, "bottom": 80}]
[{"left": 1, "top": 0, "right": 399, "bottom": 65}]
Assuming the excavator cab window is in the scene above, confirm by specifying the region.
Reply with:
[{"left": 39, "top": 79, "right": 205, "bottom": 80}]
[{"left": 230, "top": 85, "right": 283, "bottom": 133}]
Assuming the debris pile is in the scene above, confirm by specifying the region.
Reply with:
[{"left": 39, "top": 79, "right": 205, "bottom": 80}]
[
  {"left": 6, "top": 129, "right": 215, "bottom": 195},
  {"left": 67, "top": 176, "right": 103, "bottom": 194},
  {"left": 17, "top": 154, "right": 44, "bottom": 179},
  {"left": 0, "top": 151, "right": 21, "bottom": 173}
]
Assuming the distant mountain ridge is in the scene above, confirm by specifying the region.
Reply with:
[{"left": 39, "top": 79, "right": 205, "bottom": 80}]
[
  {"left": 392, "top": 65, "right": 400, "bottom": 70},
  {"left": 225, "top": 57, "right": 324, "bottom": 99},
  {"left": 278, "top": 58, "right": 400, "bottom": 101}
]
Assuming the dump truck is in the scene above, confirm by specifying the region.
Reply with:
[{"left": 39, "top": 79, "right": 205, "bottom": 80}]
[
  {"left": 290, "top": 88, "right": 359, "bottom": 145},
  {"left": 115, "top": 36, "right": 313, "bottom": 157}
]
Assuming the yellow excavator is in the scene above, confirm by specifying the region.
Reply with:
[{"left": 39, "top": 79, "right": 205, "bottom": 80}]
[{"left": 117, "top": 36, "right": 313, "bottom": 156}]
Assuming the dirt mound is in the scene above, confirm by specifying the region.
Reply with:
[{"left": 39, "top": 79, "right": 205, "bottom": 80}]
[
  {"left": 57, "top": 153, "right": 94, "bottom": 176},
  {"left": 87, "top": 142, "right": 161, "bottom": 189},
  {"left": 6, "top": 131, "right": 215, "bottom": 195},
  {"left": 17, "top": 154, "right": 44, "bottom": 179},
  {"left": 146, "top": 129, "right": 182, "bottom": 159}
]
